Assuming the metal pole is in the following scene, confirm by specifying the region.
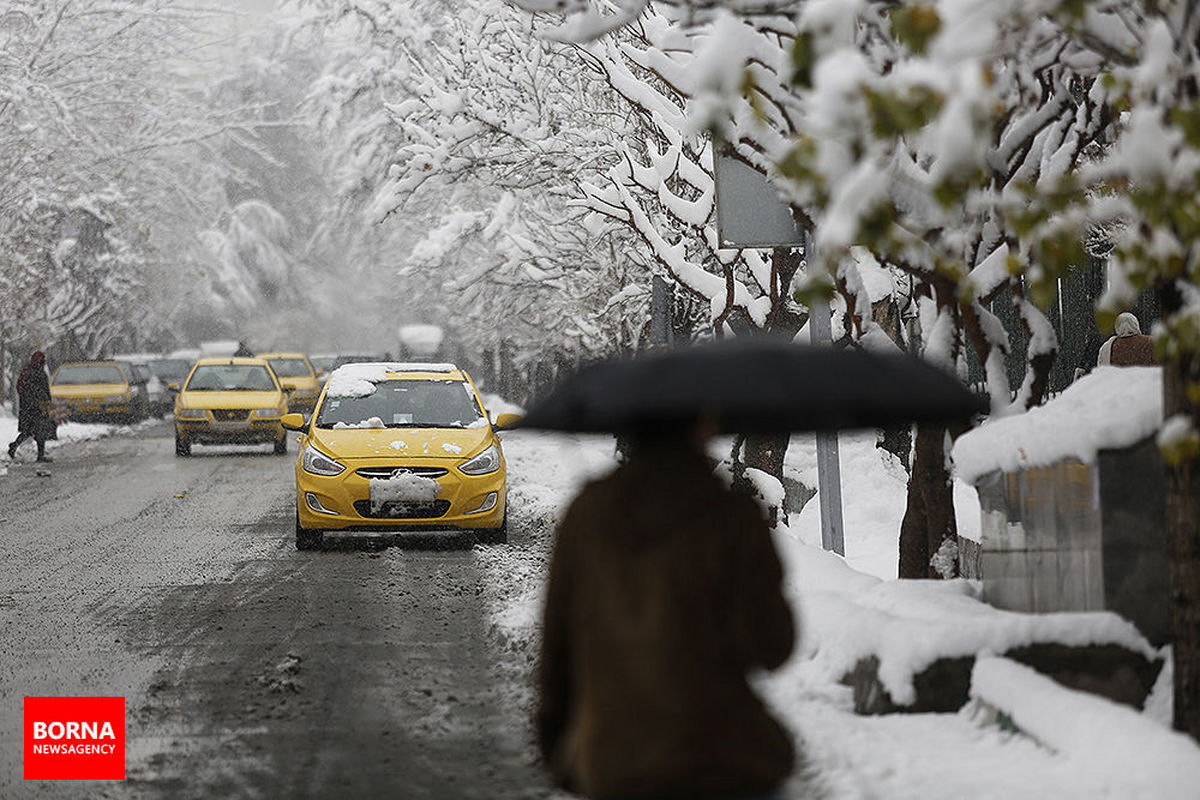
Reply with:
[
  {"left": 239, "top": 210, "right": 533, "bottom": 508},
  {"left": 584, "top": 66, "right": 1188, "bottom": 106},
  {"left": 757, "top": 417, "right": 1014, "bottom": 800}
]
[{"left": 806, "top": 233, "right": 846, "bottom": 555}]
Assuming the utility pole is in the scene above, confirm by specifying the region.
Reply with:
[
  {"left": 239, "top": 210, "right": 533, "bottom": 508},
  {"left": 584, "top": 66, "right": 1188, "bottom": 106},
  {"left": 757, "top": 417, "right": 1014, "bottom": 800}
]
[{"left": 806, "top": 230, "right": 846, "bottom": 555}]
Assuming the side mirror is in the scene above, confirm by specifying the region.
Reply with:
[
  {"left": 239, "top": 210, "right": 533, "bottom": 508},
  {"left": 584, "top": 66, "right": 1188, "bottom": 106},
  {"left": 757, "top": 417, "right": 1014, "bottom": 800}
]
[
  {"left": 281, "top": 412, "right": 308, "bottom": 432},
  {"left": 493, "top": 413, "right": 522, "bottom": 430}
]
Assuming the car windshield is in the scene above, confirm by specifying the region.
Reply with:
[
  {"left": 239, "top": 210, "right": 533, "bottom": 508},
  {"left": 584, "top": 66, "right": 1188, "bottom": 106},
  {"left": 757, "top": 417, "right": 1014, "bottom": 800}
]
[
  {"left": 185, "top": 365, "right": 277, "bottom": 392},
  {"left": 267, "top": 358, "right": 312, "bottom": 378},
  {"left": 316, "top": 379, "right": 483, "bottom": 429},
  {"left": 54, "top": 365, "right": 127, "bottom": 385},
  {"left": 150, "top": 359, "right": 191, "bottom": 381}
]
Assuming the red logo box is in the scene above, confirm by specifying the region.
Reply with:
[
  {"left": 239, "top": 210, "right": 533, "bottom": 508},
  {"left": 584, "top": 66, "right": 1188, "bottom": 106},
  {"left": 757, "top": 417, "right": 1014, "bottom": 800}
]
[{"left": 24, "top": 696, "right": 125, "bottom": 780}]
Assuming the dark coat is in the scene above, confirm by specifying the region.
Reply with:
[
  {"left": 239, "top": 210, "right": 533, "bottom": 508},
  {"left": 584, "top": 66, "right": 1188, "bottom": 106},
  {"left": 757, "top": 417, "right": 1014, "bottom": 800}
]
[
  {"left": 17, "top": 360, "right": 54, "bottom": 440},
  {"left": 1109, "top": 335, "right": 1155, "bottom": 366},
  {"left": 536, "top": 446, "right": 796, "bottom": 799}
]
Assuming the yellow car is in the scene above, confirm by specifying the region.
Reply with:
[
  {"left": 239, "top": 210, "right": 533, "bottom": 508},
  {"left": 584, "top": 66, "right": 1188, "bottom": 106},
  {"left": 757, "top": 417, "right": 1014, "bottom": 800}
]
[
  {"left": 283, "top": 362, "right": 520, "bottom": 550},
  {"left": 51, "top": 360, "right": 148, "bottom": 423},
  {"left": 257, "top": 352, "right": 321, "bottom": 412},
  {"left": 172, "top": 357, "right": 290, "bottom": 456}
]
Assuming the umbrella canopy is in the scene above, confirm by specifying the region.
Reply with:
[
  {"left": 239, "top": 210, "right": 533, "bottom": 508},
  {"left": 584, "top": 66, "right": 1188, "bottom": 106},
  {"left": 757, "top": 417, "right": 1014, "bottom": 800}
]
[{"left": 513, "top": 337, "right": 987, "bottom": 435}]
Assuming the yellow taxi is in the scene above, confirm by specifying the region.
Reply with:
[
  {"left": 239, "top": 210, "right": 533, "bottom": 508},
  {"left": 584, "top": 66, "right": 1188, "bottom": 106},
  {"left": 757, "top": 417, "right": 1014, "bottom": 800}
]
[
  {"left": 283, "top": 362, "right": 520, "bottom": 549},
  {"left": 172, "top": 357, "right": 290, "bottom": 456},
  {"left": 257, "top": 352, "right": 321, "bottom": 412},
  {"left": 51, "top": 360, "right": 147, "bottom": 423}
]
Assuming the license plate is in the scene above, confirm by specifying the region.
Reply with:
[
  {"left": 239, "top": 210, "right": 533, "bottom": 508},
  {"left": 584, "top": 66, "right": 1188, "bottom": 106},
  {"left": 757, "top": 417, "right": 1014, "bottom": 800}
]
[
  {"left": 213, "top": 421, "right": 249, "bottom": 430},
  {"left": 76, "top": 405, "right": 101, "bottom": 412}
]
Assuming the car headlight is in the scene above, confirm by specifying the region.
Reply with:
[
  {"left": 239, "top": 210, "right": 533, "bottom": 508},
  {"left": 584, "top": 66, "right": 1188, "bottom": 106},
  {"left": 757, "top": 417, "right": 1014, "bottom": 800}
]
[
  {"left": 459, "top": 444, "right": 500, "bottom": 475},
  {"left": 176, "top": 408, "right": 206, "bottom": 419},
  {"left": 251, "top": 407, "right": 282, "bottom": 418},
  {"left": 302, "top": 444, "right": 345, "bottom": 477}
]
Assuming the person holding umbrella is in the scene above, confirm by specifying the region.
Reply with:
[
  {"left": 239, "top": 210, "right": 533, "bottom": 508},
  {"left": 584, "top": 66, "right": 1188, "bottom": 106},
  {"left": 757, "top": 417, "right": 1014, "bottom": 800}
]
[
  {"left": 524, "top": 336, "right": 986, "bottom": 798},
  {"left": 7, "top": 350, "right": 56, "bottom": 463},
  {"left": 535, "top": 413, "right": 796, "bottom": 800}
]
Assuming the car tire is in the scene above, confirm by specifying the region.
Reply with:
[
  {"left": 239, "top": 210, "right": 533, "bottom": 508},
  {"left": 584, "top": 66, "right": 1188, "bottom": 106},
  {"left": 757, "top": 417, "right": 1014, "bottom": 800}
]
[
  {"left": 476, "top": 513, "right": 508, "bottom": 546},
  {"left": 295, "top": 514, "right": 321, "bottom": 551},
  {"left": 174, "top": 432, "right": 191, "bottom": 457},
  {"left": 274, "top": 435, "right": 288, "bottom": 455}
]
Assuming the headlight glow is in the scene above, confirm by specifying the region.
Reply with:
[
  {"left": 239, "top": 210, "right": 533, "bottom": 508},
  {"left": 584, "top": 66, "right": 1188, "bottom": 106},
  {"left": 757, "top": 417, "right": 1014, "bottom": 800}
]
[
  {"left": 302, "top": 444, "right": 345, "bottom": 477},
  {"left": 177, "top": 408, "right": 206, "bottom": 419},
  {"left": 251, "top": 407, "right": 281, "bottom": 418},
  {"left": 459, "top": 444, "right": 500, "bottom": 475}
]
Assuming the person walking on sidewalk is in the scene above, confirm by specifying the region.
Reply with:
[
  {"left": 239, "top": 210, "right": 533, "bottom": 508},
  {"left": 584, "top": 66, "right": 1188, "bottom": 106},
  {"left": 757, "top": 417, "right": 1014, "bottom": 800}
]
[
  {"left": 535, "top": 416, "right": 797, "bottom": 800},
  {"left": 7, "top": 350, "right": 55, "bottom": 463}
]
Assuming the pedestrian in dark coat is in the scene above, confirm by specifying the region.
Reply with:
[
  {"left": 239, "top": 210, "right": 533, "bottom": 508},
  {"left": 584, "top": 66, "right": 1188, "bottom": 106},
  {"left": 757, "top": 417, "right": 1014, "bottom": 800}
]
[
  {"left": 1097, "top": 312, "right": 1156, "bottom": 367},
  {"left": 536, "top": 418, "right": 797, "bottom": 800},
  {"left": 8, "top": 350, "right": 55, "bottom": 462}
]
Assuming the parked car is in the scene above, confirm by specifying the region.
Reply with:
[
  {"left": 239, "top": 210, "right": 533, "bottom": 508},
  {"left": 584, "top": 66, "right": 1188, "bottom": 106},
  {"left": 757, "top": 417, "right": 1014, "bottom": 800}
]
[
  {"left": 147, "top": 356, "right": 193, "bottom": 409},
  {"left": 50, "top": 360, "right": 149, "bottom": 423},
  {"left": 283, "top": 362, "right": 520, "bottom": 550},
  {"left": 257, "top": 352, "right": 321, "bottom": 413},
  {"left": 308, "top": 354, "right": 337, "bottom": 383},
  {"left": 172, "top": 357, "right": 290, "bottom": 457},
  {"left": 113, "top": 354, "right": 169, "bottom": 416}
]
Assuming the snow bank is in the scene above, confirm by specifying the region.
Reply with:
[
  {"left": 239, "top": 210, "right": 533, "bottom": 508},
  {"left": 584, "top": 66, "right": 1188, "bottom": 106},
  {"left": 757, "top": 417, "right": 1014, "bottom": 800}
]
[
  {"left": 952, "top": 366, "right": 1162, "bottom": 484},
  {"left": 469, "top": 422, "right": 1199, "bottom": 797},
  {"left": 971, "top": 657, "right": 1200, "bottom": 799},
  {"left": 0, "top": 406, "right": 137, "bottom": 459},
  {"left": 774, "top": 533, "right": 1156, "bottom": 706}
]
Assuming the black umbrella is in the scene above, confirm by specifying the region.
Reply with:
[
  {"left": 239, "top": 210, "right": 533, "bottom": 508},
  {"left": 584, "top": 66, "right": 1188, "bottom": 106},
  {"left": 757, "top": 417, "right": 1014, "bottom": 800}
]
[{"left": 512, "top": 337, "right": 986, "bottom": 435}]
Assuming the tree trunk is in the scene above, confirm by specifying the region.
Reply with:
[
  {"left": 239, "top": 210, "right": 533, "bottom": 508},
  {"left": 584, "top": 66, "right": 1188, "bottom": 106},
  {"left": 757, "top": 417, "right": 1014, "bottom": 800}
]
[
  {"left": 899, "top": 422, "right": 959, "bottom": 579},
  {"left": 741, "top": 433, "right": 790, "bottom": 527},
  {"left": 1165, "top": 354, "right": 1200, "bottom": 741}
]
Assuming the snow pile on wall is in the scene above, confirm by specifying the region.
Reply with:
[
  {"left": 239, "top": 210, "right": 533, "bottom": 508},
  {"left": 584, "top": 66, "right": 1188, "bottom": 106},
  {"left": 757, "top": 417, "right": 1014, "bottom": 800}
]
[
  {"left": 971, "top": 657, "right": 1200, "bottom": 799},
  {"left": 952, "top": 366, "right": 1163, "bottom": 484},
  {"left": 773, "top": 531, "right": 1156, "bottom": 706}
]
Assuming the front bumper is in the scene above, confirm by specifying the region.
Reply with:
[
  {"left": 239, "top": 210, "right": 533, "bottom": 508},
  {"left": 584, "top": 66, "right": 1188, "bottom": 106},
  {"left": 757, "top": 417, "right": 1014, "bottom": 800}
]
[
  {"left": 63, "top": 401, "right": 133, "bottom": 421},
  {"left": 175, "top": 417, "right": 284, "bottom": 445},
  {"left": 296, "top": 460, "right": 506, "bottom": 532}
]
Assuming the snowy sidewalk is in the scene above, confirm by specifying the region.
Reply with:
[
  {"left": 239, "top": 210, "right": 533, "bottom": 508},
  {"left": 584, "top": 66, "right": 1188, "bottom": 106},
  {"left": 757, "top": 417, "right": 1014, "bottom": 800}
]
[{"left": 481, "top": 428, "right": 1200, "bottom": 800}]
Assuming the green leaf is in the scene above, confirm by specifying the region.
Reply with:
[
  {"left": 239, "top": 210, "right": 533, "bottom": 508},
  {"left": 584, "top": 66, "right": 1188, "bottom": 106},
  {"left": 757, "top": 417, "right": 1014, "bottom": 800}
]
[
  {"left": 890, "top": 4, "right": 942, "bottom": 56},
  {"left": 790, "top": 31, "right": 815, "bottom": 89},
  {"left": 1169, "top": 103, "right": 1200, "bottom": 148},
  {"left": 863, "top": 85, "right": 945, "bottom": 139}
]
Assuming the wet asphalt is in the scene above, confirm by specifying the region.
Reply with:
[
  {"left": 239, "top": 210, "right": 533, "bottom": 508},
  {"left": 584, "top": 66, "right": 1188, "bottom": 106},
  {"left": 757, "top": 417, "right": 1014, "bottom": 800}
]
[{"left": 0, "top": 420, "right": 550, "bottom": 799}]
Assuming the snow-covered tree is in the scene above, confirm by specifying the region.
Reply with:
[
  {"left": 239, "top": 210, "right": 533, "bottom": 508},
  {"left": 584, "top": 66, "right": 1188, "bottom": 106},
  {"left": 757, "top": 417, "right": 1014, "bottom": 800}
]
[
  {"left": 303, "top": 0, "right": 657, "bottom": 373},
  {"left": 513, "top": 0, "right": 1200, "bottom": 742},
  {"left": 0, "top": 0, "right": 262, "bottom": 365}
]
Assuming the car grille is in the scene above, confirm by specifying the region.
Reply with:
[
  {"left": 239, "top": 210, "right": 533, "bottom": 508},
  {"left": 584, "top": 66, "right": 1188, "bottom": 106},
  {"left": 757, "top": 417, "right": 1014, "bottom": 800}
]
[
  {"left": 355, "top": 466, "right": 449, "bottom": 479},
  {"left": 353, "top": 499, "right": 451, "bottom": 519},
  {"left": 212, "top": 409, "right": 249, "bottom": 422}
]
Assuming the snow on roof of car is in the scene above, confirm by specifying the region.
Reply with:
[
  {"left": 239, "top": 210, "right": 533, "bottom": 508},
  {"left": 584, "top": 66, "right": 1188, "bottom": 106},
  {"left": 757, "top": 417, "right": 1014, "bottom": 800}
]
[{"left": 325, "top": 362, "right": 463, "bottom": 398}]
